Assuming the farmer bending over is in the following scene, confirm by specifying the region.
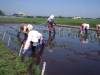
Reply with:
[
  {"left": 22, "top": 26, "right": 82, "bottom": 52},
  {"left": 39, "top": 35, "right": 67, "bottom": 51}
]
[
  {"left": 80, "top": 23, "right": 90, "bottom": 35},
  {"left": 47, "top": 14, "right": 56, "bottom": 34},
  {"left": 96, "top": 24, "right": 100, "bottom": 38},
  {"left": 18, "top": 24, "right": 44, "bottom": 59}
]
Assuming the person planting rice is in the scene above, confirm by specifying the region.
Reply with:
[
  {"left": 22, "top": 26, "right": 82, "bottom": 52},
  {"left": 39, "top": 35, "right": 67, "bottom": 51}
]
[
  {"left": 17, "top": 24, "right": 44, "bottom": 60},
  {"left": 80, "top": 23, "right": 90, "bottom": 35},
  {"left": 96, "top": 24, "right": 100, "bottom": 38},
  {"left": 47, "top": 14, "right": 56, "bottom": 34},
  {"left": 17, "top": 23, "right": 28, "bottom": 45}
]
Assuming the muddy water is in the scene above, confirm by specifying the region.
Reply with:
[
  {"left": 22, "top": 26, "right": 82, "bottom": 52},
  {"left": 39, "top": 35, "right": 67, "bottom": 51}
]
[{"left": 0, "top": 24, "right": 100, "bottom": 75}]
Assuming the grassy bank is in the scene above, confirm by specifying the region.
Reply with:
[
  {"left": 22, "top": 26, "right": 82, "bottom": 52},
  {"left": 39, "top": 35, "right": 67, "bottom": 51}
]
[
  {"left": 55, "top": 18, "right": 100, "bottom": 27},
  {"left": 0, "top": 41, "right": 40, "bottom": 75},
  {"left": 0, "top": 16, "right": 47, "bottom": 24},
  {"left": 0, "top": 16, "right": 100, "bottom": 27}
]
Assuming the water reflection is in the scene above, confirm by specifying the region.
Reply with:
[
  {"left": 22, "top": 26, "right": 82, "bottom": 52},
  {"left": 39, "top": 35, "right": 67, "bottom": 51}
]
[
  {"left": 96, "top": 30, "right": 100, "bottom": 45},
  {"left": 47, "top": 31, "right": 56, "bottom": 49},
  {"left": 0, "top": 24, "right": 100, "bottom": 53},
  {"left": 1, "top": 24, "right": 100, "bottom": 75},
  {"left": 26, "top": 42, "right": 45, "bottom": 75},
  {"left": 79, "top": 31, "right": 89, "bottom": 44},
  {"left": 97, "top": 38, "right": 100, "bottom": 45}
]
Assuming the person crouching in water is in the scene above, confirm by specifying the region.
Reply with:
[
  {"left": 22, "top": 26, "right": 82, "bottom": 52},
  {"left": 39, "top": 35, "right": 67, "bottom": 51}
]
[
  {"left": 80, "top": 23, "right": 84, "bottom": 35},
  {"left": 47, "top": 14, "right": 56, "bottom": 34},
  {"left": 96, "top": 24, "right": 100, "bottom": 38},
  {"left": 19, "top": 24, "right": 44, "bottom": 61},
  {"left": 17, "top": 23, "right": 28, "bottom": 45},
  {"left": 80, "top": 23, "right": 90, "bottom": 35}
]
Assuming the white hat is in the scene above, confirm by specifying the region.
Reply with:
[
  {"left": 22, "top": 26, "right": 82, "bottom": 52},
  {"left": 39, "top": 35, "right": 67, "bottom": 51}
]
[
  {"left": 98, "top": 24, "right": 100, "bottom": 27},
  {"left": 49, "top": 14, "right": 54, "bottom": 19},
  {"left": 27, "top": 24, "right": 33, "bottom": 31}
]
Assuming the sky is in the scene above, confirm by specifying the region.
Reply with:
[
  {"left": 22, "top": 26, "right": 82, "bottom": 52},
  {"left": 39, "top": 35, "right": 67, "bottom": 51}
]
[{"left": 0, "top": 0, "right": 100, "bottom": 18}]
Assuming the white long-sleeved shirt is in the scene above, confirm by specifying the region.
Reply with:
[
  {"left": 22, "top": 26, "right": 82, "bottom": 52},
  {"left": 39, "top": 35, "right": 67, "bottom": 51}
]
[
  {"left": 23, "top": 30, "right": 43, "bottom": 53},
  {"left": 82, "top": 23, "right": 90, "bottom": 30}
]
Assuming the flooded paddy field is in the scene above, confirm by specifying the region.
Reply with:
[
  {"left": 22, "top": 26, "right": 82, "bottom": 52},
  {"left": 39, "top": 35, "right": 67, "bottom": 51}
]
[{"left": 0, "top": 24, "right": 100, "bottom": 75}]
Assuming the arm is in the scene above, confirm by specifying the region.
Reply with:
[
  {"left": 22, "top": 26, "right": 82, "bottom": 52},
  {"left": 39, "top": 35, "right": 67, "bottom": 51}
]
[
  {"left": 38, "top": 32, "right": 43, "bottom": 44},
  {"left": 53, "top": 22, "right": 56, "bottom": 26},
  {"left": 22, "top": 32, "right": 32, "bottom": 54}
]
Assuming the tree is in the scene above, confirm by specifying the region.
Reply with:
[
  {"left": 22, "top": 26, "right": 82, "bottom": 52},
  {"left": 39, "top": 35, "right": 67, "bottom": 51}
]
[{"left": 0, "top": 10, "right": 5, "bottom": 16}]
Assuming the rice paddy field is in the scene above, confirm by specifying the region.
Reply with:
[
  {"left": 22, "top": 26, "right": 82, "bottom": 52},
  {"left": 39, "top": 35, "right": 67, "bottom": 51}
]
[
  {"left": 0, "top": 24, "right": 100, "bottom": 75},
  {"left": 0, "top": 16, "right": 100, "bottom": 27}
]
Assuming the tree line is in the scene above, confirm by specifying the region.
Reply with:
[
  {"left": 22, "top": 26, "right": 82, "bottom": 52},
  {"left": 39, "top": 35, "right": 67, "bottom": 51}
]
[{"left": 0, "top": 10, "right": 5, "bottom": 16}]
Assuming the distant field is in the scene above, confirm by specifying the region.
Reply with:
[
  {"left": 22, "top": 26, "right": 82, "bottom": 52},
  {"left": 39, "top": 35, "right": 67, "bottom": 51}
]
[
  {"left": 0, "top": 16, "right": 100, "bottom": 27},
  {"left": 55, "top": 18, "right": 100, "bottom": 27},
  {"left": 0, "top": 16, "right": 47, "bottom": 24}
]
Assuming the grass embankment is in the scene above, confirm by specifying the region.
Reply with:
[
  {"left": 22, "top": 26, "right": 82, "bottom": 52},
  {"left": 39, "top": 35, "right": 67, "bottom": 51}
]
[
  {"left": 0, "top": 41, "right": 40, "bottom": 75},
  {"left": 0, "top": 17, "right": 47, "bottom": 24},
  {"left": 0, "top": 16, "right": 100, "bottom": 27},
  {"left": 55, "top": 18, "right": 100, "bottom": 27}
]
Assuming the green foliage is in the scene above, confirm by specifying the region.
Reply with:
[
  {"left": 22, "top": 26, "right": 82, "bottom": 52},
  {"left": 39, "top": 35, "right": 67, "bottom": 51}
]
[
  {"left": 0, "top": 17, "right": 47, "bottom": 24},
  {"left": 0, "top": 41, "right": 41, "bottom": 75},
  {"left": 33, "top": 65, "right": 41, "bottom": 75},
  {"left": 55, "top": 18, "right": 100, "bottom": 27},
  {"left": 0, "top": 17, "right": 100, "bottom": 27},
  {"left": 0, "top": 10, "right": 5, "bottom": 16}
]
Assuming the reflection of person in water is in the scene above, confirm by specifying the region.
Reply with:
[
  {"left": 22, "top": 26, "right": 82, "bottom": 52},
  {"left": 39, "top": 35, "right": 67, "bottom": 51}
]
[
  {"left": 27, "top": 38, "right": 45, "bottom": 75},
  {"left": 96, "top": 24, "right": 100, "bottom": 44},
  {"left": 47, "top": 14, "right": 56, "bottom": 34},
  {"left": 47, "top": 31, "right": 55, "bottom": 48},
  {"left": 79, "top": 32, "right": 89, "bottom": 44}
]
